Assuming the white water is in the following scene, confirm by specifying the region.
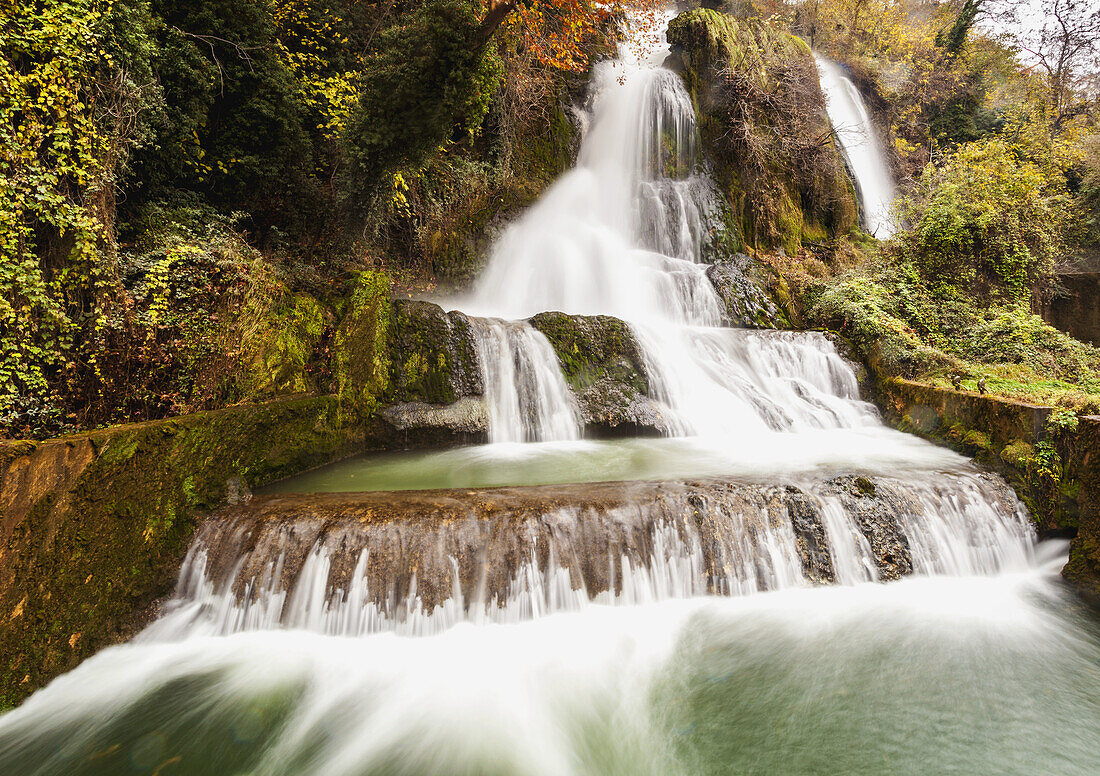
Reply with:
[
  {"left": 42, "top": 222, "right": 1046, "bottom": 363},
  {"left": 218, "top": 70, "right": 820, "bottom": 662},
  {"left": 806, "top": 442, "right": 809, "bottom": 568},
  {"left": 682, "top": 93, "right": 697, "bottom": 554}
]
[
  {"left": 459, "top": 47, "right": 719, "bottom": 324},
  {"left": 814, "top": 55, "right": 899, "bottom": 238},
  {"left": 6, "top": 551, "right": 1099, "bottom": 776},
  {"left": 470, "top": 318, "right": 580, "bottom": 443}
]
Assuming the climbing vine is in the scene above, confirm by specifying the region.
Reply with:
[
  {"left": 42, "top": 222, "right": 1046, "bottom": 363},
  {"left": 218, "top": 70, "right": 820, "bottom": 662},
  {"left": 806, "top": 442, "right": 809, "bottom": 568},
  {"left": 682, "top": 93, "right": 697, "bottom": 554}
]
[{"left": 1, "top": 0, "right": 161, "bottom": 432}]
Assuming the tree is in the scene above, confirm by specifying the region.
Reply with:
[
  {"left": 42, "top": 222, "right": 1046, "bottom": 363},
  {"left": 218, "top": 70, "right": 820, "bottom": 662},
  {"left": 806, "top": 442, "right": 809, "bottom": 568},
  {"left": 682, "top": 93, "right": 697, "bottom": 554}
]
[
  {"left": 996, "top": 0, "right": 1100, "bottom": 131},
  {"left": 936, "top": 0, "right": 988, "bottom": 55},
  {"left": 478, "top": 0, "right": 661, "bottom": 72}
]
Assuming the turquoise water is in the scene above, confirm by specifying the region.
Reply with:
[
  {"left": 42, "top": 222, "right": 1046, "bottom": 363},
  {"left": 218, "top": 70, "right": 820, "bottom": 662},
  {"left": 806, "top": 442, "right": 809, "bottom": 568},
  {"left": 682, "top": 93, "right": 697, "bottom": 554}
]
[{"left": 264, "top": 428, "right": 970, "bottom": 493}]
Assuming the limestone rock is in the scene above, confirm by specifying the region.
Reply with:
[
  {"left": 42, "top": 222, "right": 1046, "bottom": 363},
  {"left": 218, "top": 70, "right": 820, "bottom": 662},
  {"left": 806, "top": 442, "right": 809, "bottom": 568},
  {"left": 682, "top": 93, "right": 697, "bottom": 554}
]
[
  {"left": 379, "top": 396, "right": 487, "bottom": 436},
  {"left": 705, "top": 255, "right": 782, "bottom": 328}
]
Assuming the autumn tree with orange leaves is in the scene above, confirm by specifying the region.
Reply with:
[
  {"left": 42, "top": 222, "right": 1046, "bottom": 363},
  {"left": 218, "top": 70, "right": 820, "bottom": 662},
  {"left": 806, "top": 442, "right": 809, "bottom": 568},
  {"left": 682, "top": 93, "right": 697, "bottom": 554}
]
[{"left": 478, "top": 0, "right": 663, "bottom": 72}]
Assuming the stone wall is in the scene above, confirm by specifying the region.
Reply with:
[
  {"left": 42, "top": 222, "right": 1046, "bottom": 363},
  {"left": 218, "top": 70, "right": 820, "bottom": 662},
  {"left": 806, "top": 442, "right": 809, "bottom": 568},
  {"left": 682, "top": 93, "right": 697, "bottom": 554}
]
[
  {"left": 1063, "top": 415, "right": 1100, "bottom": 605},
  {"left": 876, "top": 377, "right": 1100, "bottom": 601},
  {"left": 0, "top": 395, "right": 364, "bottom": 708}
]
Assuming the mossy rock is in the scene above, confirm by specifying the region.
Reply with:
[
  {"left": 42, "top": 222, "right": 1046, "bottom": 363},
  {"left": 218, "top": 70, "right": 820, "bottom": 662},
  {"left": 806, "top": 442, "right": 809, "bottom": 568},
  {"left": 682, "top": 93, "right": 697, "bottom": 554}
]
[
  {"left": 529, "top": 312, "right": 673, "bottom": 436},
  {"left": 424, "top": 96, "right": 578, "bottom": 287},
  {"left": 705, "top": 255, "right": 783, "bottom": 328},
  {"left": 511, "top": 100, "right": 576, "bottom": 187},
  {"left": 332, "top": 271, "right": 393, "bottom": 416},
  {"left": 529, "top": 312, "right": 648, "bottom": 394},
  {"left": 1000, "top": 439, "right": 1034, "bottom": 468},
  {"left": 667, "top": 8, "right": 859, "bottom": 251},
  {"left": 387, "top": 300, "right": 482, "bottom": 404}
]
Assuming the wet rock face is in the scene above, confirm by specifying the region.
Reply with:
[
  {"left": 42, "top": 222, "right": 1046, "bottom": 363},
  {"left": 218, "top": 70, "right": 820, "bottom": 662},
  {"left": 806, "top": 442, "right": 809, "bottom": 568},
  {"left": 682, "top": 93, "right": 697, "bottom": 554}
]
[
  {"left": 379, "top": 396, "right": 486, "bottom": 433},
  {"left": 666, "top": 9, "right": 860, "bottom": 253},
  {"left": 183, "top": 472, "right": 1029, "bottom": 628},
  {"left": 705, "top": 256, "right": 782, "bottom": 328},
  {"left": 821, "top": 476, "right": 913, "bottom": 581},
  {"left": 387, "top": 300, "right": 482, "bottom": 404},
  {"left": 529, "top": 311, "right": 668, "bottom": 435},
  {"left": 784, "top": 488, "right": 836, "bottom": 584},
  {"left": 577, "top": 381, "right": 673, "bottom": 437}
]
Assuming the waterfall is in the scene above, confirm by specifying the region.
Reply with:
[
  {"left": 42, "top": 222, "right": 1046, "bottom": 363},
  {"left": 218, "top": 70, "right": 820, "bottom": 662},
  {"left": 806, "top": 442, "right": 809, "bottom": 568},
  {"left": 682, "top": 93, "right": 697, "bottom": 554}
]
[
  {"left": 470, "top": 318, "right": 580, "bottom": 444},
  {"left": 458, "top": 62, "right": 720, "bottom": 325},
  {"left": 814, "top": 55, "right": 899, "bottom": 238},
  {"left": 453, "top": 20, "right": 858, "bottom": 440},
  {"left": 450, "top": 28, "right": 896, "bottom": 442},
  {"left": 137, "top": 470, "right": 1035, "bottom": 641}
]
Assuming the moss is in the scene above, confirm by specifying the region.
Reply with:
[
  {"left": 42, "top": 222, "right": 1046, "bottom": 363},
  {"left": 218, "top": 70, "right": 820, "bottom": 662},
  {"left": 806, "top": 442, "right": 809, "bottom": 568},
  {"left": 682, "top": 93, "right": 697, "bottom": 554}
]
[
  {"left": 332, "top": 271, "right": 393, "bottom": 416},
  {"left": 529, "top": 312, "right": 647, "bottom": 394},
  {"left": 416, "top": 72, "right": 578, "bottom": 286},
  {"left": 511, "top": 101, "right": 574, "bottom": 187},
  {"left": 240, "top": 291, "right": 327, "bottom": 396},
  {"left": 963, "top": 429, "right": 992, "bottom": 450},
  {"left": 1063, "top": 535, "right": 1100, "bottom": 604},
  {"left": 386, "top": 301, "right": 481, "bottom": 404},
  {"left": 1000, "top": 439, "right": 1034, "bottom": 468},
  {"left": 0, "top": 395, "right": 364, "bottom": 708},
  {"left": 775, "top": 188, "right": 804, "bottom": 255},
  {"left": 852, "top": 476, "right": 876, "bottom": 496},
  {"left": 0, "top": 440, "right": 37, "bottom": 465}
]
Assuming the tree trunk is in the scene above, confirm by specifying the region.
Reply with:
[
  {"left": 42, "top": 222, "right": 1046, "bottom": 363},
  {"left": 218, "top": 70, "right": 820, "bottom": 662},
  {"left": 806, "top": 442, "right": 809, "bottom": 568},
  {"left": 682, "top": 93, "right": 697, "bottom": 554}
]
[{"left": 477, "top": 0, "right": 517, "bottom": 48}]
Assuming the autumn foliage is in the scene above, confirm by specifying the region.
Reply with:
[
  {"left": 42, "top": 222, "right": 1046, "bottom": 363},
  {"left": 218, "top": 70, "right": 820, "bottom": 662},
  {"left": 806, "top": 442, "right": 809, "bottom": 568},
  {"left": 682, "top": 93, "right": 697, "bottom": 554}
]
[{"left": 483, "top": 0, "right": 666, "bottom": 72}]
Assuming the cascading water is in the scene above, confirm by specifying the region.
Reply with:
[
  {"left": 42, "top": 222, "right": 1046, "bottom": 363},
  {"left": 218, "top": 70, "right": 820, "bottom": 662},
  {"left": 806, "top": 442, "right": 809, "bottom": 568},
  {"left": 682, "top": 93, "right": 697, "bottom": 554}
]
[
  {"left": 4, "top": 12, "right": 1100, "bottom": 776},
  {"left": 454, "top": 23, "right": 885, "bottom": 443},
  {"left": 470, "top": 318, "right": 580, "bottom": 444},
  {"left": 458, "top": 48, "right": 720, "bottom": 325},
  {"left": 814, "top": 55, "right": 899, "bottom": 238}
]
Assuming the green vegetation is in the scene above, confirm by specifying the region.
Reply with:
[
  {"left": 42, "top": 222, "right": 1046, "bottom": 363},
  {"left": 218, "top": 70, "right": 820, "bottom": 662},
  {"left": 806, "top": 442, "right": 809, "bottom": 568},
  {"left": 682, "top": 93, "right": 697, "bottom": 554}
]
[
  {"left": 1, "top": 0, "right": 591, "bottom": 439},
  {"left": 737, "top": 0, "right": 1100, "bottom": 412}
]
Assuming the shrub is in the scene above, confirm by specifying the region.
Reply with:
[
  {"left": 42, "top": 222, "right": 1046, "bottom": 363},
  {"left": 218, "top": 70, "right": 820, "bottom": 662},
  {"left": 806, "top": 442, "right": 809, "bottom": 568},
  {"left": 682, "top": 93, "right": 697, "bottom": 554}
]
[{"left": 898, "top": 138, "right": 1072, "bottom": 302}]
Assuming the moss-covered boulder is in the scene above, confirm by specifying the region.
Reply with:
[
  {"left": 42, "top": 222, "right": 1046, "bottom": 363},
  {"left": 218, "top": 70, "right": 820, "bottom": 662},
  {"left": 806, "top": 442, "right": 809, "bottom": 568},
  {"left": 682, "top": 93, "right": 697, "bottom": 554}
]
[
  {"left": 667, "top": 8, "right": 858, "bottom": 252},
  {"left": 529, "top": 312, "right": 671, "bottom": 435},
  {"left": 529, "top": 312, "right": 646, "bottom": 393},
  {"left": 386, "top": 300, "right": 482, "bottom": 404},
  {"left": 1065, "top": 415, "right": 1100, "bottom": 605}
]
